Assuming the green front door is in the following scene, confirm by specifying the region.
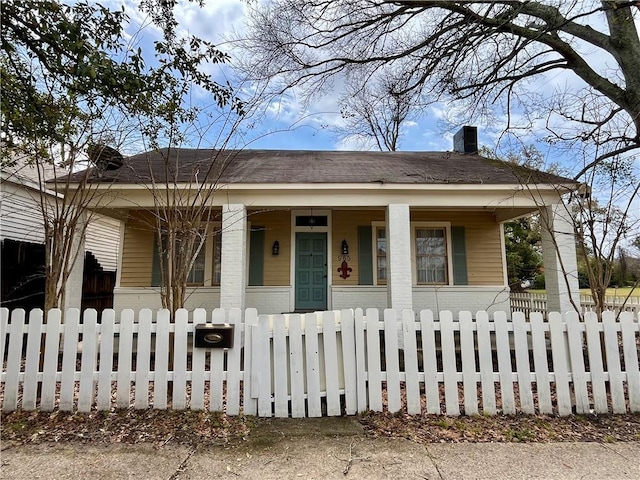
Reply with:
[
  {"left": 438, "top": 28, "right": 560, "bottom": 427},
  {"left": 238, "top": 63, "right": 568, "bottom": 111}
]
[{"left": 295, "top": 232, "right": 327, "bottom": 311}]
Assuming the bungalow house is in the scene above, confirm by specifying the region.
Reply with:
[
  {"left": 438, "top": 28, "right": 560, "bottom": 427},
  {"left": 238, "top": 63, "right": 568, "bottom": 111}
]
[{"left": 62, "top": 128, "right": 580, "bottom": 317}]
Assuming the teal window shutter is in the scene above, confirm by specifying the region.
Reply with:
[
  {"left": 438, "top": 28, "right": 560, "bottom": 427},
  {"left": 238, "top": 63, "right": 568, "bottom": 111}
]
[
  {"left": 248, "top": 228, "right": 265, "bottom": 286},
  {"left": 358, "top": 226, "right": 373, "bottom": 285},
  {"left": 451, "top": 226, "right": 468, "bottom": 285},
  {"left": 151, "top": 236, "right": 162, "bottom": 287}
]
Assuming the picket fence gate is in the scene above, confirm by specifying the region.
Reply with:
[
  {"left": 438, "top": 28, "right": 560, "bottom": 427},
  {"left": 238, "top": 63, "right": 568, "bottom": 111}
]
[{"left": 1, "top": 307, "right": 639, "bottom": 417}]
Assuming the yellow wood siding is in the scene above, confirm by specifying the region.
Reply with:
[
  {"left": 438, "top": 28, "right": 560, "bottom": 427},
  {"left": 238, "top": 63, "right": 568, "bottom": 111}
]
[
  {"left": 119, "top": 208, "right": 503, "bottom": 288},
  {"left": 120, "top": 214, "right": 155, "bottom": 287},
  {"left": 411, "top": 211, "right": 504, "bottom": 285},
  {"left": 249, "top": 210, "right": 291, "bottom": 286},
  {"left": 332, "top": 210, "right": 385, "bottom": 286}
]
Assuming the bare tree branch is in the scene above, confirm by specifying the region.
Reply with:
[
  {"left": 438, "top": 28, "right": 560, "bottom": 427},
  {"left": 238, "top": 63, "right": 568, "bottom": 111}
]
[{"left": 237, "top": 0, "right": 640, "bottom": 172}]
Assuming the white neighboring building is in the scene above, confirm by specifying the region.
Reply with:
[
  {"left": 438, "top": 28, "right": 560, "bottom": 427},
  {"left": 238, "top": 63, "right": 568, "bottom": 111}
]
[{"left": 1, "top": 159, "right": 121, "bottom": 308}]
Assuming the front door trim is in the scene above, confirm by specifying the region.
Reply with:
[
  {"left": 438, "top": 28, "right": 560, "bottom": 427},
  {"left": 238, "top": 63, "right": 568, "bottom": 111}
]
[{"left": 290, "top": 209, "right": 332, "bottom": 312}]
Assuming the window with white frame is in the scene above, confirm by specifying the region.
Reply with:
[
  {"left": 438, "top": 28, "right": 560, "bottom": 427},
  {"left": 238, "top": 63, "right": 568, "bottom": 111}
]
[
  {"left": 152, "top": 228, "right": 222, "bottom": 287},
  {"left": 187, "top": 242, "right": 206, "bottom": 285},
  {"left": 152, "top": 232, "right": 207, "bottom": 286},
  {"left": 414, "top": 226, "right": 448, "bottom": 284},
  {"left": 372, "top": 223, "right": 451, "bottom": 286}
]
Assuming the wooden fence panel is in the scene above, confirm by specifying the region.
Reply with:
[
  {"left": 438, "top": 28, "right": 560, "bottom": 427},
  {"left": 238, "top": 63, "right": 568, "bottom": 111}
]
[
  {"left": 116, "top": 310, "right": 134, "bottom": 409},
  {"left": 288, "top": 314, "right": 305, "bottom": 418},
  {"left": 530, "top": 312, "right": 552, "bottom": 414},
  {"left": 273, "top": 314, "right": 288, "bottom": 418},
  {"left": 153, "top": 310, "right": 170, "bottom": 410},
  {"left": 190, "top": 309, "right": 207, "bottom": 411},
  {"left": 420, "top": 310, "right": 440, "bottom": 414},
  {"left": 459, "top": 311, "right": 478, "bottom": 416},
  {"left": 340, "top": 309, "right": 358, "bottom": 415},
  {"left": 304, "top": 313, "right": 322, "bottom": 417},
  {"left": 3, "top": 308, "right": 24, "bottom": 412},
  {"left": 603, "top": 312, "right": 626, "bottom": 414},
  {"left": 365, "top": 308, "right": 383, "bottom": 412},
  {"left": 549, "top": 312, "right": 572, "bottom": 416},
  {"left": 584, "top": 312, "right": 607, "bottom": 413},
  {"left": 512, "top": 312, "right": 534, "bottom": 414},
  {"left": 354, "top": 309, "right": 368, "bottom": 413},
  {"left": 383, "top": 310, "right": 402, "bottom": 414},
  {"left": 172, "top": 310, "right": 189, "bottom": 410},
  {"left": 41, "top": 310, "right": 61, "bottom": 411},
  {"left": 495, "top": 311, "right": 515, "bottom": 415},
  {"left": 441, "top": 311, "right": 459, "bottom": 416},
  {"left": 243, "top": 309, "right": 258, "bottom": 416},
  {"left": 402, "top": 310, "right": 421, "bottom": 415},
  {"left": 566, "top": 312, "right": 589, "bottom": 414},
  {"left": 97, "top": 310, "right": 116, "bottom": 411},
  {"left": 225, "top": 308, "right": 244, "bottom": 416},
  {"left": 78, "top": 310, "right": 98, "bottom": 412},
  {"left": 23, "top": 309, "right": 43, "bottom": 410},
  {"left": 134, "top": 309, "right": 152, "bottom": 410},
  {"left": 59, "top": 309, "right": 80, "bottom": 411},
  {"left": 476, "top": 311, "right": 496, "bottom": 415},
  {"left": 256, "top": 314, "right": 272, "bottom": 417},
  {"left": 323, "top": 311, "right": 341, "bottom": 416},
  {"left": 210, "top": 309, "right": 226, "bottom": 412}
]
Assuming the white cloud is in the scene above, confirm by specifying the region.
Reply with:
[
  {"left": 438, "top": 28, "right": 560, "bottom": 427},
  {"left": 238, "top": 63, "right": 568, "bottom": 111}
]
[{"left": 173, "top": 0, "right": 247, "bottom": 48}]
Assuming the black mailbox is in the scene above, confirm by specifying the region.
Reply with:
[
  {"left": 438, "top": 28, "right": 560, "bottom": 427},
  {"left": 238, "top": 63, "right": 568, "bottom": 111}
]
[{"left": 194, "top": 324, "right": 234, "bottom": 348}]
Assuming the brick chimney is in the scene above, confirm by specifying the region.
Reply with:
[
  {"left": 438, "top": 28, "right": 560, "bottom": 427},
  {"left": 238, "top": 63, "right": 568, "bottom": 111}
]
[{"left": 453, "top": 126, "right": 478, "bottom": 153}]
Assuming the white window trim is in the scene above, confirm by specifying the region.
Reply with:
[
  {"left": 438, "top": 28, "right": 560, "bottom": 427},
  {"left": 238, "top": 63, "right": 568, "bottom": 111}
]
[
  {"left": 371, "top": 221, "right": 387, "bottom": 286},
  {"left": 373, "top": 221, "right": 454, "bottom": 286},
  {"left": 411, "top": 222, "right": 453, "bottom": 286}
]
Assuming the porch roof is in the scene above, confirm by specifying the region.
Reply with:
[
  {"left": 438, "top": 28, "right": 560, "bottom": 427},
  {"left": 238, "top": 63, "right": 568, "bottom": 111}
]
[{"left": 66, "top": 149, "right": 576, "bottom": 187}]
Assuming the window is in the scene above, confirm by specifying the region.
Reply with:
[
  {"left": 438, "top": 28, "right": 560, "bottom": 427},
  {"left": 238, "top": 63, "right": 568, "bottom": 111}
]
[
  {"left": 187, "top": 243, "right": 206, "bottom": 285},
  {"left": 295, "top": 215, "right": 328, "bottom": 227},
  {"left": 376, "top": 226, "right": 387, "bottom": 284},
  {"left": 211, "top": 233, "right": 221, "bottom": 285},
  {"left": 152, "top": 230, "right": 221, "bottom": 287},
  {"left": 369, "top": 222, "right": 452, "bottom": 285},
  {"left": 415, "top": 227, "right": 448, "bottom": 284}
]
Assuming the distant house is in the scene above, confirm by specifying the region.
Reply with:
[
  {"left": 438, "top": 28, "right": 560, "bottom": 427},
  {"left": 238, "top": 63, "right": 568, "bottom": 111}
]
[
  {"left": 0, "top": 160, "right": 121, "bottom": 311},
  {"left": 63, "top": 128, "right": 580, "bottom": 316}
]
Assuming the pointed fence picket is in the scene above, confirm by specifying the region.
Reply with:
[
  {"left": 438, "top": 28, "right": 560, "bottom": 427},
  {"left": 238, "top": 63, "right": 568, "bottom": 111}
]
[
  {"left": 22, "top": 309, "right": 44, "bottom": 411},
  {"left": 288, "top": 314, "right": 305, "bottom": 418},
  {"left": 340, "top": 309, "right": 358, "bottom": 416},
  {"left": 1, "top": 307, "right": 639, "bottom": 417}
]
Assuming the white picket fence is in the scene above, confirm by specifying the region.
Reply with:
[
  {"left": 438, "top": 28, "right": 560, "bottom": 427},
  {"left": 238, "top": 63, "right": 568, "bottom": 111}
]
[
  {"left": 1, "top": 307, "right": 639, "bottom": 417},
  {"left": 510, "top": 293, "right": 640, "bottom": 317}
]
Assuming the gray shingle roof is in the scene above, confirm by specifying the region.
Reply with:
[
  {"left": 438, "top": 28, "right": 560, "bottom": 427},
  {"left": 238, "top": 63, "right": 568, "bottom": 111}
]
[{"left": 76, "top": 148, "right": 576, "bottom": 186}]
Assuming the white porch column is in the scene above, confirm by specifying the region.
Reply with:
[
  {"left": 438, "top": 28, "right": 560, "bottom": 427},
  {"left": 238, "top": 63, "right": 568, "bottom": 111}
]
[
  {"left": 540, "top": 203, "right": 580, "bottom": 314},
  {"left": 386, "top": 204, "right": 413, "bottom": 311},
  {"left": 63, "top": 212, "right": 86, "bottom": 312},
  {"left": 220, "top": 203, "right": 247, "bottom": 311}
]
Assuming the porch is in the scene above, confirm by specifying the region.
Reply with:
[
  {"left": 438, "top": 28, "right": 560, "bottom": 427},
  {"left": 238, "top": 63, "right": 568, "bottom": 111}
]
[{"left": 107, "top": 204, "right": 577, "bottom": 318}]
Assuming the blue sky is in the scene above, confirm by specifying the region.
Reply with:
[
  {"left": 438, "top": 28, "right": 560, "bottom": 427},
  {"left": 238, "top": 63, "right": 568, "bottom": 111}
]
[
  {"left": 111, "top": 0, "right": 639, "bottom": 180},
  {"left": 115, "top": 0, "right": 516, "bottom": 154}
]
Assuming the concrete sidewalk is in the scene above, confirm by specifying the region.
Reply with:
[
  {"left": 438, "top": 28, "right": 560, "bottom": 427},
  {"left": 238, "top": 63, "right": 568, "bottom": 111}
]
[{"left": 2, "top": 418, "right": 639, "bottom": 479}]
